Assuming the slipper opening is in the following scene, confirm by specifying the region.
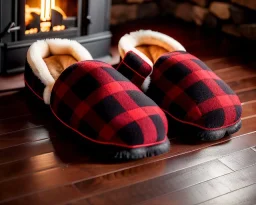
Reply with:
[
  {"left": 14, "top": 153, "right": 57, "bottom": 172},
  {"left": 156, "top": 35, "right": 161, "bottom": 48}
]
[
  {"left": 118, "top": 30, "right": 186, "bottom": 67},
  {"left": 27, "top": 38, "right": 93, "bottom": 104}
]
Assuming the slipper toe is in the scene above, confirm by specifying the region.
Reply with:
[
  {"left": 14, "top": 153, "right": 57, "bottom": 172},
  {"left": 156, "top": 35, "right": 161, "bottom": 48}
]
[
  {"left": 50, "top": 61, "right": 170, "bottom": 159},
  {"left": 116, "top": 45, "right": 242, "bottom": 141}
]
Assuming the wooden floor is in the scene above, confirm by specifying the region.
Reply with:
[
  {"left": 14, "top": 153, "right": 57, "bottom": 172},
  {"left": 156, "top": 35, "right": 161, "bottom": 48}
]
[{"left": 0, "top": 19, "right": 256, "bottom": 205}]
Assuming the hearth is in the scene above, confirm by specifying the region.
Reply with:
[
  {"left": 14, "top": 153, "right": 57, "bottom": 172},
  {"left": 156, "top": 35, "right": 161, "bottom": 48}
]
[{"left": 0, "top": 0, "right": 112, "bottom": 74}]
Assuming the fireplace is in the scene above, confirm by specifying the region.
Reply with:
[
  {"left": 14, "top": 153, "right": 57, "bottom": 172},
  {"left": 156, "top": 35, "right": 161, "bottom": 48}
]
[
  {"left": 0, "top": 0, "right": 112, "bottom": 74},
  {"left": 25, "top": 0, "right": 76, "bottom": 34},
  {"left": 21, "top": 0, "right": 81, "bottom": 39}
]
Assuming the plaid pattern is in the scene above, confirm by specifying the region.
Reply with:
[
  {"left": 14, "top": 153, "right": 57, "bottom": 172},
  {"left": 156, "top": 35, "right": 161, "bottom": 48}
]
[
  {"left": 24, "top": 61, "right": 45, "bottom": 101},
  {"left": 120, "top": 51, "right": 242, "bottom": 129},
  {"left": 117, "top": 51, "right": 152, "bottom": 89},
  {"left": 50, "top": 61, "right": 168, "bottom": 148}
]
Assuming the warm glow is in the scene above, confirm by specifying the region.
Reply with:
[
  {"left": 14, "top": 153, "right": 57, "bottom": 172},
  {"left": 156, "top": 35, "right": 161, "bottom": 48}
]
[
  {"left": 50, "top": 0, "right": 67, "bottom": 19},
  {"left": 25, "top": 28, "right": 39, "bottom": 35},
  {"left": 25, "top": 0, "right": 68, "bottom": 34},
  {"left": 53, "top": 7, "right": 67, "bottom": 19},
  {"left": 53, "top": 25, "right": 65, "bottom": 31},
  {"left": 40, "top": 22, "right": 51, "bottom": 32},
  {"left": 41, "top": 0, "right": 51, "bottom": 21},
  {"left": 51, "top": 0, "right": 55, "bottom": 9}
]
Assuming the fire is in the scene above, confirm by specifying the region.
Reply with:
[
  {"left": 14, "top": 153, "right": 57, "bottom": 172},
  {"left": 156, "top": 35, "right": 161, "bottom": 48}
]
[
  {"left": 25, "top": 28, "right": 39, "bottom": 35},
  {"left": 53, "top": 25, "right": 66, "bottom": 31},
  {"left": 40, "top": 0, "right": 52, "bottom": 21},
  {"left": 25, "top": 0, "right": 67, "bottom": 34}
]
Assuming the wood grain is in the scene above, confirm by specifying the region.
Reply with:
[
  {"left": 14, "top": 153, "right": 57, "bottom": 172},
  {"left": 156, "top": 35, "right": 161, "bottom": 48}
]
[
  {"left": 199, "top": 183, "right": 256, "bottom": 205},
  {"left": 5, "top": 131, "right": 256, "bottom": 205},
  {"left": 74, "top": 160, "right": 232, "bottom": 204},
  {"left": 205, "top": 56, "right": 244, "bottom": 71},
  {"left": 0, "top": 115, "right": 45, "bottom": 136},
  {"left": 2, "top": 185, "right": 83, "bottom": 205},
  {"left": 219, "top": 148, "right": 256, "bottom": 171},
  {"left": 241, "top": 101, "right": 256, "bottom": 119},
  {"left": 0, "top": 127, "right": 52, "bottom": 149},
  {"left": 215, "top": 65, "right": 256, "bottom": 83},
  {"left": 0, "top": 91, "right": 25, "bottom": 108},
  {"left": 228, "top": 77, "right": 256, "bottom": 94},
  {"left": 0, "top": 139, "right": 53, "bottom": 164},
  {"left": 0, "top": 166, "right": 86, "bottom": 201},
  {"left": 139, "top": 164, "right": 256, "bottom": 205},
  {"left": 231, "top": 116, "right": 256, "bottom": 136},
  {"left": 0, "top": 102, "right": 29, "bottom": 120},
  {"left": 237, "top": 89, "right": 256, "bottom": 103}
]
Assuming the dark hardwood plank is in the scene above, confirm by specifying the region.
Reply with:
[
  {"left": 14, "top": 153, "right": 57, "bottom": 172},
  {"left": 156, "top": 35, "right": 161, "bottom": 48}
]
[
  {"left": 219, "top": 148, "right": 256, "bottom": 171},
  {"left": 237, "top": 89, "right": 256, "bottom": 104},
  {"left": 2, "top": 185, "right": 83, "bottom": 205},
  {"left": 74, "top": 160, "right": 232, "bottom": 202},
  {"left": 0, "top": 91, "right": 25, "bottom": 108},
  {"left": 0, "top": 102, "right": 30, "bottom": 121},
  {"left": 0, "top": 102, "right": 31, "bottom": 120},
  {"left": 0, "top": 115, "right": 45, "bottom": 136},
  {"left": 0, "top": 166, "right": 89, "bottom": 202},
  {"left": 205, "top": 56, "right": 247, "bottom": 71},
  {"left": 0, "top": 109, "right": 253, "bottom": 184},
  {"left": 8, "top": 130, "right": 256, "bottom": 205},
  {"left": 241, "top": 101, "right": 256, "bottom": 119},
  {"left": 138, "top": 164, "right": 256, "bottom": 205},
  {"left": 228, "top": 77, "right": 256, "bottom": 94},
  {"left": 0, "top": 127, "right": 51, "bottom": 149},
  {"left": 3, "top": 123, "right": 256, "bottom": 204},
  {"left": 0, "top": 139, "right": 53, "bottom": 164},
  {"left": 215, "top": 66, "right": 256, "bottom": 83},
  {"left": 71, "top": 161, "right": 233, "bottom": 205},
  {"left": 199, "top": 184, "right": 256, "bottom": 205},
  {"left": 232, "top": 116, "right": 256, "bottom": 136},
  {"left": 0, "top": 152, "right": 62, "bottom": 182}
]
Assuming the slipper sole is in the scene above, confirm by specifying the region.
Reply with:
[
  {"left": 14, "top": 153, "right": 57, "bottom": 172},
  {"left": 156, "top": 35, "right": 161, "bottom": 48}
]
[{"left": 165, "top": 111, "right": 242, "bottom": 142}]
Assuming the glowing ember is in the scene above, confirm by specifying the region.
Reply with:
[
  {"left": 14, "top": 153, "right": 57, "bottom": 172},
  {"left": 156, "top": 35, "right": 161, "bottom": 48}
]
[
  {"left": 53, "top": 25, "right": 65, "bottom": 31},
  {"left": 40, "top": 22, "right": 51, "bottom": 32},
  {"left": 25, "top": 28, "right": 39, "bottom": 35}
]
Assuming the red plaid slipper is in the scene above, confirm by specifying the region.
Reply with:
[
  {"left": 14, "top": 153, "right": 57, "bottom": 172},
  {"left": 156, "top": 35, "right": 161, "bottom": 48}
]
[
  {"left": 117, "top": 30, "right": 242, "bottom": 141},
  {"left": 25, "top": 39, "right": 170, "bottom": 160}
]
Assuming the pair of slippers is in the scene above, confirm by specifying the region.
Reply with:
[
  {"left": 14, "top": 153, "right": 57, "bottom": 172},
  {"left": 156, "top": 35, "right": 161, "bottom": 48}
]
[{"left": 25, "top": 30, "right": 242, "bottom": 160}]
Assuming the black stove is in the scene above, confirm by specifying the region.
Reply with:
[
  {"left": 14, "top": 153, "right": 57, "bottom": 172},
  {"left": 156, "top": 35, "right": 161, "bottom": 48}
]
[{"left": 0, "top": 0, "right": 112, "bottom": 74}]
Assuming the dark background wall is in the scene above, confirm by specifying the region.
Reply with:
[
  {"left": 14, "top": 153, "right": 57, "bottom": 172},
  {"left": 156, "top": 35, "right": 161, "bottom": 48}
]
[{"left": 111, "top": 0, "right": 256, "bottom": 40}]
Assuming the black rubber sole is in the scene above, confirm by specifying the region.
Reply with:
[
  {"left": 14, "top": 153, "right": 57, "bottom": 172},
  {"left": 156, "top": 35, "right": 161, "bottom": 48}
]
[
  {"left": 53, "top": 116, "right": 171, "bottom": 161},
  {"left": 166, "top": 113, "right": 242, "bottom": 143},
  {"left": 25, "top": 85, "right": 171, "bottom": 161},
  {"left": 110, "top": 139, "right": 170, "bottom": 160},
  {"left": 198, "top": 120, "right": 242, "bottom": 141}
]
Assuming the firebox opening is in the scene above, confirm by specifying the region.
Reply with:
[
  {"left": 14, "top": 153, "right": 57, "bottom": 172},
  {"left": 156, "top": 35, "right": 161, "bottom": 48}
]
[{"left": 25, "top": 0, "right": 78, "bottom": 35}]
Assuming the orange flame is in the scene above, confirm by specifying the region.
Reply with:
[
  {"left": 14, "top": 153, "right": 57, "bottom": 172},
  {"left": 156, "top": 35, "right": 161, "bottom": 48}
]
[
  {"left": 41, "top": 0, "right": 51, "bottom": 21},
  {"left": 25, "top": 0, "right": 67, "bottom": 34}
]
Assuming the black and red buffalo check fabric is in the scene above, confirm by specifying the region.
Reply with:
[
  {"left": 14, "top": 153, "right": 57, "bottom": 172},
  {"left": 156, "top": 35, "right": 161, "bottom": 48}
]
[
  {"left": 116, "top": 51, "right": 152, "bottom": 90},
  {"left": 50, "top": 61, "right": 168, "bottom": 148},
  {"left": 119, "top": 51, "right": 242, "bottom": 130},
  {"left": 24, "top": 61, "right": 45, "bottom": 101}
]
